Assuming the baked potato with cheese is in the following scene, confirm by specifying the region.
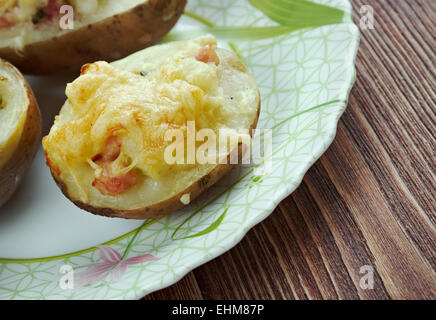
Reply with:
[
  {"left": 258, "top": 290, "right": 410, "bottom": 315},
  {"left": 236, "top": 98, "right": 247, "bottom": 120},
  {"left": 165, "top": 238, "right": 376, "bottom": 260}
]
[
  {"left": 43, "top": 35, "right": 261, "bottom": 219},
  {"left": 0, "top": 0, "right": 187, "bottom": 74},
  {"left": 0, "top": 58, "right": 41, "bottom": 207}
]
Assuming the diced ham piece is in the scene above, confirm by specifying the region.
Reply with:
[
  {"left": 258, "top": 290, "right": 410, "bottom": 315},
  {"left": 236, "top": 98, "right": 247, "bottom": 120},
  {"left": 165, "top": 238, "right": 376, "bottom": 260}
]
[
  {"left": 92, "top": 171, "right": 137, "bottom": 197},
  {"left": 0, "top": 16, "right": 14, "bottom": 29},
  {"left": 93, "top": 135, "right": 122, "bottom": 163},
  {"left": 92, "top": 135, "right": 137, "bottom": 196},
  {"left": 44, "top": 0, "right": 62, "bottom": 22},
  {"left": 195, "top": 45, "right": 220, "bottom": 66}
]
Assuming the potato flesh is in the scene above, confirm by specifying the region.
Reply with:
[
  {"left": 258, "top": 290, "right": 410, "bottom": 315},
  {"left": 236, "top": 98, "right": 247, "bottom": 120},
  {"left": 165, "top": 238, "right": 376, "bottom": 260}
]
[
  {"left": 0, "top": 60, "right": 28, "bottom": 170},
  {"left": 45, "top": 37, "right": 226, "bottom": 182},
  {"left": 44, "top": 36, "right": 260, "bottom": 210},
  {"left": 0, "top": 0, "right": 147, "bottom": 48}
]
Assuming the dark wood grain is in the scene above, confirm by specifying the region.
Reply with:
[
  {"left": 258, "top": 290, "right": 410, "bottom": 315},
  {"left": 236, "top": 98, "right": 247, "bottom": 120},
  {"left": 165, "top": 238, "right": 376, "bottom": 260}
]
[{"left": 144, "top": 0, "right": 436, "bottom": 300}]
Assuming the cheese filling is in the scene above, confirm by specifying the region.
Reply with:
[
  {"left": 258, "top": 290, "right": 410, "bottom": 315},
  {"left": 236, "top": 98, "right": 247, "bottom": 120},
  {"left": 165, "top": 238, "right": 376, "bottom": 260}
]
[
  {"left": 0, "top": 0, "right": 149, "bottom": 49},
  {"left": 0, "top": 0, "right": 102, "bottom": 28},
  {"left": 1, "top": 1, "right": 65, "bottom": 28},
  {"left": 42, "top": 37, "right": 232, "bottom": 197}
]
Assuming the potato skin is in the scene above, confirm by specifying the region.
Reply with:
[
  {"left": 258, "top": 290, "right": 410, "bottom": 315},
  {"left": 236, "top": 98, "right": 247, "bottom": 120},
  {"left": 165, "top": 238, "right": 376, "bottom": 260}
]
[
  {"left": 54, "top": 159, "right": 235, "bottom": 219},
  {"left": 0, "top": 61, "right": 42, "bottom": 207},
  {"left": 0, "top": 0, "right": 187, "bottom": 74},
  {"left": 49, "top": 99, "right": 261, "bottom": 220}
]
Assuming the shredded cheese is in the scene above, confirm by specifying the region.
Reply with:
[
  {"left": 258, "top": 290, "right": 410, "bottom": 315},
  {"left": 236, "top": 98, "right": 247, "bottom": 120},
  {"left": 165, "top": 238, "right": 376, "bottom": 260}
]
[{"left": 43, "top": 36, "right": 228, "bottom": 189}]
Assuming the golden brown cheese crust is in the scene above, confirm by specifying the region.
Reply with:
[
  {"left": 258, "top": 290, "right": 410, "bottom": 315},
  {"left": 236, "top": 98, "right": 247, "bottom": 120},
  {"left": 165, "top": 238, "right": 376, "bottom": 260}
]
[
  {"left": 43, "top": 37, "right": 261, "bottom": 219},
  {"left": 43, "top": 48, "right": 227, "bottom": 186},
  {"left": 50, "top": 101, "right": 260, "bottom": 219}
]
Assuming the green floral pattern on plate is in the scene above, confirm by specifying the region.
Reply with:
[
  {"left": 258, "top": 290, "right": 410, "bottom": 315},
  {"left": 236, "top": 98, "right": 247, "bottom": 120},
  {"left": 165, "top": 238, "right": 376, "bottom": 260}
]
[{"left": 0, "top": 0, "right": 359, "bottom": 299}]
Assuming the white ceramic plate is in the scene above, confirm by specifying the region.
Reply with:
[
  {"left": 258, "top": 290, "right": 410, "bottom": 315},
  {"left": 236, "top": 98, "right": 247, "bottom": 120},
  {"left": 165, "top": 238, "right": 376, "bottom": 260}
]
[{"left": 0, "top": 0, "right": 359, "bottom": 299}]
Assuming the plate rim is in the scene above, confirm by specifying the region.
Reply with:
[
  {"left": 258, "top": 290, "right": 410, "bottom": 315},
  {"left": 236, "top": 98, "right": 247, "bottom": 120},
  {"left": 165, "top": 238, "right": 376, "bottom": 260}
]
[
  {"left": 0, "top": 0, "right": 360, "bottom": 299},
  {"left": 139, "top": 24, "right": 361, "bottom": 300}
]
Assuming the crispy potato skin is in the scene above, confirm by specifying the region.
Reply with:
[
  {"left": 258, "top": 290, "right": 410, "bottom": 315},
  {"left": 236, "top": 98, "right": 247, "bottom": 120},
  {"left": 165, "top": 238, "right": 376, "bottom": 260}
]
[
  {"left": 0, "top": 61, "right": 42, "bottom": 207},
  {"left": 49, "top": 99, "right": 261, "bottom": 220},
  {"left": 0, "top": 0, "right": 187, "bottom": 74}
]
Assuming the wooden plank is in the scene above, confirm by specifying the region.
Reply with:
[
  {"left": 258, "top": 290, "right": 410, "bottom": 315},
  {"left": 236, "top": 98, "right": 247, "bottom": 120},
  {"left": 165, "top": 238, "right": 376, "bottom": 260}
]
[
  {"left": 320, "top": 125, "right": 435, "bottom": 299},
  {"left": 289, "top": 171, "right": 390, "bottom": 299},
  {"left": 143, "top": 272, "right": 204, "bottom": 300},
  {"left": 145, "top": 0, "right": 436, "bottom": 300}
]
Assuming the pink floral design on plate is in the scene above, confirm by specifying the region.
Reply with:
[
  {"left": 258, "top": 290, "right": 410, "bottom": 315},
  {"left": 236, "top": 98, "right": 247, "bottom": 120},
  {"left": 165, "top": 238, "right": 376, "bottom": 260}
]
[{"left": 75, "top": 246, "right": 159, "bottom": 287}]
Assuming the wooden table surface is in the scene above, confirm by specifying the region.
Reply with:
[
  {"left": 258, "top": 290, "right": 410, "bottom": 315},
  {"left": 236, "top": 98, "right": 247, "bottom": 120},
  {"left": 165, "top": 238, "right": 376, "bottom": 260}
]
[{"left": 145, "top": 0, "right": 436, "bottom": 300}]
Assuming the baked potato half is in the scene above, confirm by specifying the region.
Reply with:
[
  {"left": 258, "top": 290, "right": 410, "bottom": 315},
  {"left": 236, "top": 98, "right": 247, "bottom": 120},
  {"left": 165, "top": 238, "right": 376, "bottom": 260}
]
[
  {"left": 0, "top": 58, "right": 41, "bottom": 207},
  {"left": 43, "top": 35, "right": 261, "bottom": 219},
  {"left": 0, "top": 0, "right": 187, "bottom": 74}
]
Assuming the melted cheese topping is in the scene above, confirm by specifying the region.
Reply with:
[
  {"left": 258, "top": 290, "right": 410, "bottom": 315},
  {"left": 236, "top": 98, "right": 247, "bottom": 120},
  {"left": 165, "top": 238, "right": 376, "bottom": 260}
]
[
  {"left": 43, "top": 36, "right": 230, "bottom": 190},
  {"left": 43, "top": 35, "right": 259, "bottom": 208}
]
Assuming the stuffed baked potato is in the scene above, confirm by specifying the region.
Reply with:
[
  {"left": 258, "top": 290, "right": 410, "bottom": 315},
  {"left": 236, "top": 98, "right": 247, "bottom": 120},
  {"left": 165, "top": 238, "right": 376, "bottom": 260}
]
[
  {"left": 0, "top": 58, "right": 41, "bottom": 207},
  {"left": 0, "top": 0, "right": 187, "bottom": 74},
  {"left": 43, "top": 35, "right": 260, "bottom": 219}
]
